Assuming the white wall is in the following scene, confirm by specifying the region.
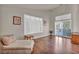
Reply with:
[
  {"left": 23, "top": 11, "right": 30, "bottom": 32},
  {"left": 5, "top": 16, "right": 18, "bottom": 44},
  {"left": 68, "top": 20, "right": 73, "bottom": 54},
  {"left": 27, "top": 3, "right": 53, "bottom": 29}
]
[
  {"left": 71, "top": 5, "right": 79, "bottom": 33},
  {"left": 0, "top": 6, "right": 2, "bottom": 34},
  {"left": 2, "top": 4, "right": 79, "bottom": 39},
  {"left": 0, "top": 6, "right": 50, "bottom": 40}
]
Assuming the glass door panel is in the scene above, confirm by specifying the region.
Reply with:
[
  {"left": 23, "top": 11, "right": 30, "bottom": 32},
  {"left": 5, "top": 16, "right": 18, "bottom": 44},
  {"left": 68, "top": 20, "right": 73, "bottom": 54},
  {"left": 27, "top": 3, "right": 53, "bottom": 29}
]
[
  {"left": 63, "top": 20, "right": 71, "bottom": 36},
  {"left": 55, "top": 21, "right": 63, "bottom": 36}
]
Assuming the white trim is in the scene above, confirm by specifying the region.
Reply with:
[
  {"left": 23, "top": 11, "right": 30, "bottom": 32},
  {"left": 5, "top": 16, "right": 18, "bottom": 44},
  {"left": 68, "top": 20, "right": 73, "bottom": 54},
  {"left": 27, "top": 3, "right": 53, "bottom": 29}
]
[{"left": 55, "top": 13, "right": 71, "bottom": 21}]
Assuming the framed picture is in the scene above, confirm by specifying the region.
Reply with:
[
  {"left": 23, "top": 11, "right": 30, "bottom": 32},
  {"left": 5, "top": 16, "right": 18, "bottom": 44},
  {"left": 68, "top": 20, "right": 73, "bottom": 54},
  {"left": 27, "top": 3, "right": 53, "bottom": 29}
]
[{"left": 13, "top": 16, "right": 21, "bottom": 25}]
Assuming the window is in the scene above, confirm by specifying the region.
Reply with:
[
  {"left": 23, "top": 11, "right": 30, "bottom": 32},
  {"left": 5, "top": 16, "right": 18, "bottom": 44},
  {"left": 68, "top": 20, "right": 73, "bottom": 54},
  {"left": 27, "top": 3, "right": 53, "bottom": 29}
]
[{"left": 24, "top": 14, "right": 43, "bottom": 35}]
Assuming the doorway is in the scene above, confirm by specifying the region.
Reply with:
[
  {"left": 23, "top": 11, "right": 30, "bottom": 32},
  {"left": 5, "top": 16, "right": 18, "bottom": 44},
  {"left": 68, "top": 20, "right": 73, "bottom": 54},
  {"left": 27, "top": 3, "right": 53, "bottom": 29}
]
[{"left": 55, "top": 14, "right": 71, "bottom": 37}]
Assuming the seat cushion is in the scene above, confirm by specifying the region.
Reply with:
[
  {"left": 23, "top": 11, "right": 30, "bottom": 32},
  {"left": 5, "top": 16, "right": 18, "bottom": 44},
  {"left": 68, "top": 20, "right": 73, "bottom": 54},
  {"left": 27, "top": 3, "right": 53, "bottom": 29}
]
[{"left": 3, "top": 40, "right": 34, "bottom": 50}]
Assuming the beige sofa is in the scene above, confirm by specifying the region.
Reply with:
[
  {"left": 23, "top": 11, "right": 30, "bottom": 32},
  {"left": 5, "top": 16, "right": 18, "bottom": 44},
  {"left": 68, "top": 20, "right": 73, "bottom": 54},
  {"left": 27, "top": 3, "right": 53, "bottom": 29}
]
[{"left": 0, "top": 36, "right": 34, "bottom": 54}]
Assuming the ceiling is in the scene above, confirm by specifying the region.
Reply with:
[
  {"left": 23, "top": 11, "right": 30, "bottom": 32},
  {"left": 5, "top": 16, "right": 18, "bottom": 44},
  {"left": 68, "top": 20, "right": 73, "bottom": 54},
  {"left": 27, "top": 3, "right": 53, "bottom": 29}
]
[{"left": 1, "top": 4, "right": 60, "bottom": 11}]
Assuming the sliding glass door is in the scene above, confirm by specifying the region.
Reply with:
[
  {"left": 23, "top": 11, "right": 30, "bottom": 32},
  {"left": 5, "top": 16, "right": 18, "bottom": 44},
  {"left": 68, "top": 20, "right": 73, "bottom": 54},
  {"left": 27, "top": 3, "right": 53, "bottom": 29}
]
[
  {"left": 55, "top": 14, "right": 71, "bottom": 37},
  {"left": 55, "top": 20, "right": 71, "bottom": 37}
]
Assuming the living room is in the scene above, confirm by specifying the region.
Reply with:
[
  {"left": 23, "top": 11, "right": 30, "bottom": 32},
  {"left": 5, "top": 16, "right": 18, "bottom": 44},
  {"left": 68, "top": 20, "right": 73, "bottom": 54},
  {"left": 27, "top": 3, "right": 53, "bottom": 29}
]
[{"left": 0, "top": 4, "right": 79, "bottom": 54}]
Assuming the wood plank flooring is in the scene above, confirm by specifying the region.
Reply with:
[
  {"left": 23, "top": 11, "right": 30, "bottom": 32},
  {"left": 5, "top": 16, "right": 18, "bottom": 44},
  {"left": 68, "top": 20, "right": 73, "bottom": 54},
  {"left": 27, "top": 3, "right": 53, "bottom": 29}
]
[{"left": 32, "top": 35, "right": 79, "bottom": 54}]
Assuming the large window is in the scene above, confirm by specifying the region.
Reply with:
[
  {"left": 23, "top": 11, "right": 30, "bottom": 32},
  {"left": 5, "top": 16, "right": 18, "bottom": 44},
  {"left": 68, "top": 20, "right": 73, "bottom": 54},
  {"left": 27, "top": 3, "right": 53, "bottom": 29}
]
[{"left": 24, "top": 14, "right": 43, "bottom": 35}]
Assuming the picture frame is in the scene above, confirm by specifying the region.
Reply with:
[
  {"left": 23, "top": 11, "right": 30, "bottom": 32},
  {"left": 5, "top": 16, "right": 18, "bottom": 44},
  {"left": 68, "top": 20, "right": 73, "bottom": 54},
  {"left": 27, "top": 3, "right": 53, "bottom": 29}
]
[{"left": 13, "top": 16, "right": 21, "bottom": 25}]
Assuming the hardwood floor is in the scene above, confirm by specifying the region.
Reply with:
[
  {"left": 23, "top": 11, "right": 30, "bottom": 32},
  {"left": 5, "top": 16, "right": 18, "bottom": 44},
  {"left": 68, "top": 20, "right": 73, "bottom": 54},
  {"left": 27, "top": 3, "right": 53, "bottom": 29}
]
[{"left": 32, "top": 35, "right": 79, "bottom": 54}]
